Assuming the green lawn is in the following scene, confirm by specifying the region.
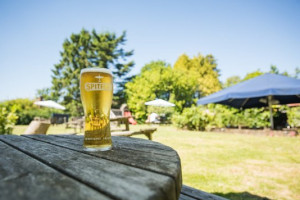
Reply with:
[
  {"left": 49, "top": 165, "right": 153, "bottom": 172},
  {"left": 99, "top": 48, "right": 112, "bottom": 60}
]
[{"left": 13, "top": 124, "right": 300, "bottom": 200}]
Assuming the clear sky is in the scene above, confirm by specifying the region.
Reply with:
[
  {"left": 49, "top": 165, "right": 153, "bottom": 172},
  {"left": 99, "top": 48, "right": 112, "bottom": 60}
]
[{"left": 0, "top": 0, "right": 299, "bottom": 101}]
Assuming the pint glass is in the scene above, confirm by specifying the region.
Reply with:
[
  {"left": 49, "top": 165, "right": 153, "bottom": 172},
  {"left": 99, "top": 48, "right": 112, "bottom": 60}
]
[{"left": 80, "top": 68, "right": 113, "bottom": 151}]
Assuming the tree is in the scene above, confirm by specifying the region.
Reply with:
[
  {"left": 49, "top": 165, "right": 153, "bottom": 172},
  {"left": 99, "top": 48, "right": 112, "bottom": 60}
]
[
  {"left": 125, "top": 61, "right": 198, "bottom": 121},
  {"left": 173, "top": 54, "right": 191, "bottom": 70},
  {"left": 51, "top": 29, "right": 134, "bottom": 116},
  {"left": 125, "top": 61, "right": 170, "bottom": 120},
  {"left": 294, "top": 67, "right": 300, "bottom": 78},
  {"left": 36, "top": 88, "right": 52, "bottom": 100},
  {"left": 269, "top": 65, "right": 290, "bottom": 76},
  {"left": 0, "top": 106, "right": 18, "bottom": 134},
  {"left": 243, "top": 70, "right": 264, "bottom": 81},
  {"left": 242, "top": 65, "right": 299, "bottom": 82},
  {"left": 174, "top": 54, "right": 221, "bottom": 97},
  {"left": 0, "top": 98, "right": 58, "bottom": 125},
  {"left": 170, "top": 69, "right": 198, "bottom": 111},
  {"left": 269, "top": 65, "right": 280, "bottom": 74},
  {"left": 268, "top": 65, "right": 300, "bottom": 78},
  {"left": 223, "top": 76, "right": 241, "bottom": 88}
]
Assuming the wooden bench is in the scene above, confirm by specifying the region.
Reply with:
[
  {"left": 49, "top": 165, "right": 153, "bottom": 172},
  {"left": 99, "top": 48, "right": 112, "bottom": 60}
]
[
  {"left": 23, "top": 120, "right": 50, "bottom": 135},
  {"left": 180, "top": 185, "right": 228, "bottom": 200},
  {"left": 111, "top": 128, "right": 157, "bottom": 140}
]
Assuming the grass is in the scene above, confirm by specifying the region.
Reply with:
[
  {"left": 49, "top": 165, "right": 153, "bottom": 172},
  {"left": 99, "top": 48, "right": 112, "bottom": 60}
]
[{"left": 13, "top": 124, "right": 300, "bottom": 200}]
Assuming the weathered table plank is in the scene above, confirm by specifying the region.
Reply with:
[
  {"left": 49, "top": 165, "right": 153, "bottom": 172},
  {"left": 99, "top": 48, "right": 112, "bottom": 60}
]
[
  {"left": 180, "top": 185, "right": 228, "bottom": 200},
  {"left": 179, "top": 193, "right": 198, "bottom": 200},
  {"left": 28, "top": 134, "right": 179, "bottom": 167},
  {"left": 0, "top": 135, "right": 182, "bottom": 200},
  {"left": 25, "top": 134, "right": 182, "bottom": 196},
  {"left": 60, "top": 134, "right": 178, "bottom": 154},
  {"left": 0, "top": 141, "right": 111, "bottom": 200}
]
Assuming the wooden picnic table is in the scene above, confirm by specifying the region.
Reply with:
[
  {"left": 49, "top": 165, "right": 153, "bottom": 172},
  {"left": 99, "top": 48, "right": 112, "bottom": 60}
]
[
  {"left": 0, "top": 134, "right": 228, "bottom": 200},
  {"left": 0, "top": 134, "right": 182, "bottom": 200},
  {"left": 110, "top": 116, "right": 156, "bottom": 140}
]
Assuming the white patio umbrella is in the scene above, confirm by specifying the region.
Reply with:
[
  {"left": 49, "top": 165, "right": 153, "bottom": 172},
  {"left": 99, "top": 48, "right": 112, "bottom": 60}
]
[
  {"left": 34, "top": 100, "right": 66, "bottom": 110},
  {"left": 145, "top": 99, "right": 175, "bottom": 107}
]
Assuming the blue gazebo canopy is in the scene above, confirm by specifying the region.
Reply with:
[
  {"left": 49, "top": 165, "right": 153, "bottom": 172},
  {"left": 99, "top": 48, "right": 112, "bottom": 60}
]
[{"left": 197, "top": 73, "right": 300, "bottom": 109}]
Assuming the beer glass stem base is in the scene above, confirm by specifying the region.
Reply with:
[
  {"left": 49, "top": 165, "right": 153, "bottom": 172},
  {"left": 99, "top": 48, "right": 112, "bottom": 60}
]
[{"left": 84, "top": 146, "right": 112, "bottom": 152}]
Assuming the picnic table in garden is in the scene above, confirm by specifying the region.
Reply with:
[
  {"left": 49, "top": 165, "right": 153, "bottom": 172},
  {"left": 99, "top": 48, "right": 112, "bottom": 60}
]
[
  {"left": 110, "top": 116, "right": 157, "bottom": 140},
  {"left": 0, "top": 134, "right": 227, "bottom": 200}
]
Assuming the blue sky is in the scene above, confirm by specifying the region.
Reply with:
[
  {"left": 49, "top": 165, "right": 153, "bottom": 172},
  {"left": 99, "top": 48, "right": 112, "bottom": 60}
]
[{"left": 0, "top": 0, "right": 299, "bottom": 101}]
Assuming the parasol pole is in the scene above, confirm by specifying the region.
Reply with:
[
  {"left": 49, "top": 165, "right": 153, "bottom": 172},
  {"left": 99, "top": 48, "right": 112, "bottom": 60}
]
[{"left": 268, "top": 96, "right": 274, "bottom": 130}]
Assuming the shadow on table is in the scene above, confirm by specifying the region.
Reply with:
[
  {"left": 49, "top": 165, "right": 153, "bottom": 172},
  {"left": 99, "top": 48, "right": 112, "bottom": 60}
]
[{"left": 213, "top": 191, "right": 271, "bottom": 200}]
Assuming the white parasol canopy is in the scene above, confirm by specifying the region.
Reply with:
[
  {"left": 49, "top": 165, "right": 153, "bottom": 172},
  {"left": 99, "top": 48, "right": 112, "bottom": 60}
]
[
  {"left": 34, "top": 100, "right": 66, "bottom": 110},
  {"left": 145, "top": 99, "right": 175, "bottom": 107}
]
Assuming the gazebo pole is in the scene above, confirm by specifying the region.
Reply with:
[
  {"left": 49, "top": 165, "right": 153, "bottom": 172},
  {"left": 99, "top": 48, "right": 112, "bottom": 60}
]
[{"left": 268, "top": 96, "right": 274, "bottom": 130}]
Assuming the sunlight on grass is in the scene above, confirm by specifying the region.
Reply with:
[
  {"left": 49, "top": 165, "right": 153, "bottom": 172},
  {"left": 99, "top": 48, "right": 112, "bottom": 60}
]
[
  {"left": 131, "top": 125, "right": 300, "bottom": 200},
  {"left": 12, "top": 124, "right": 300, "bottom": 200}
]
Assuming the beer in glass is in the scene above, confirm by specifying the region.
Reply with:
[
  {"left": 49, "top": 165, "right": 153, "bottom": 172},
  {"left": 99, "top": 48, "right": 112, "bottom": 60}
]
[{"left": 80, "top": 68, "right": 113, "bottom": 151}]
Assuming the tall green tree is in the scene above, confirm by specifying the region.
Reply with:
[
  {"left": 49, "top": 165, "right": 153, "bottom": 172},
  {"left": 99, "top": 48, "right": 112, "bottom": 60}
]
[
  {"left": 51, "top": 29, "right": 134, "bottom": 115},
  {"left": 125, "top": 61, "right": 198, "bottom": 120},
  {"left": 174, "top": 54, "right": 221, "bottom": 96}
]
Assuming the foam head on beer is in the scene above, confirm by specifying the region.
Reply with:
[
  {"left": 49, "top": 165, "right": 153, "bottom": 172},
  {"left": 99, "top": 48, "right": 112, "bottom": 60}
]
[{"left": 80, "top": 68, "right": 113, "bottom": 151}]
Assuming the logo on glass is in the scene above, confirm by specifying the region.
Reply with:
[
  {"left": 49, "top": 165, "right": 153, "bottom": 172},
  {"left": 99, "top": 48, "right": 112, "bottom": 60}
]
[{"left": 85, "top": 75, "right": 112, "bottom": 91}]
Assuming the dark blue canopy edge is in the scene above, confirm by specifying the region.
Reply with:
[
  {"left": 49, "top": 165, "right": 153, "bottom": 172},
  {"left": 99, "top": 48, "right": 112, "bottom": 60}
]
[{"left": 197, "top": 73, "right": 300, "bottom": 108}]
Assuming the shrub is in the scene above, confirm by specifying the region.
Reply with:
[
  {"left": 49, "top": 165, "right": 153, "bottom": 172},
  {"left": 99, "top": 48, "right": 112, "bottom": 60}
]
[
  {"left": 173, "top": 104, "right": 271, "bottom": 131},
  {"left": 17, "top": 108, "right": 53, "bottom": 125},
  {"left": 287, "top": 107, "right": 300, "bottom": 128},
  {"left": 209, "top": 104, "right": 270, "bottom": 129},
  {"left": 243, "top": 108, "right": 270, "bottom": 128},
  {"left": 0, "top": 98, "right": 62, "bottom": 125},
  {"left": 172, "top": 106, "right": 213, "bottom": 130},
  {"left": 0, "top": 106, "right": 18, "bottom": 134},
  {"left": 207, "top": 104, "right": 241, "bottom": 128}
]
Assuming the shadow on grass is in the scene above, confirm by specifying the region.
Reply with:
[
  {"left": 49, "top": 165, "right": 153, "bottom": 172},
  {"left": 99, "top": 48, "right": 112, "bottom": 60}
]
[{"left": 214, "top": 192, "right": 271, "bottom": 200}]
